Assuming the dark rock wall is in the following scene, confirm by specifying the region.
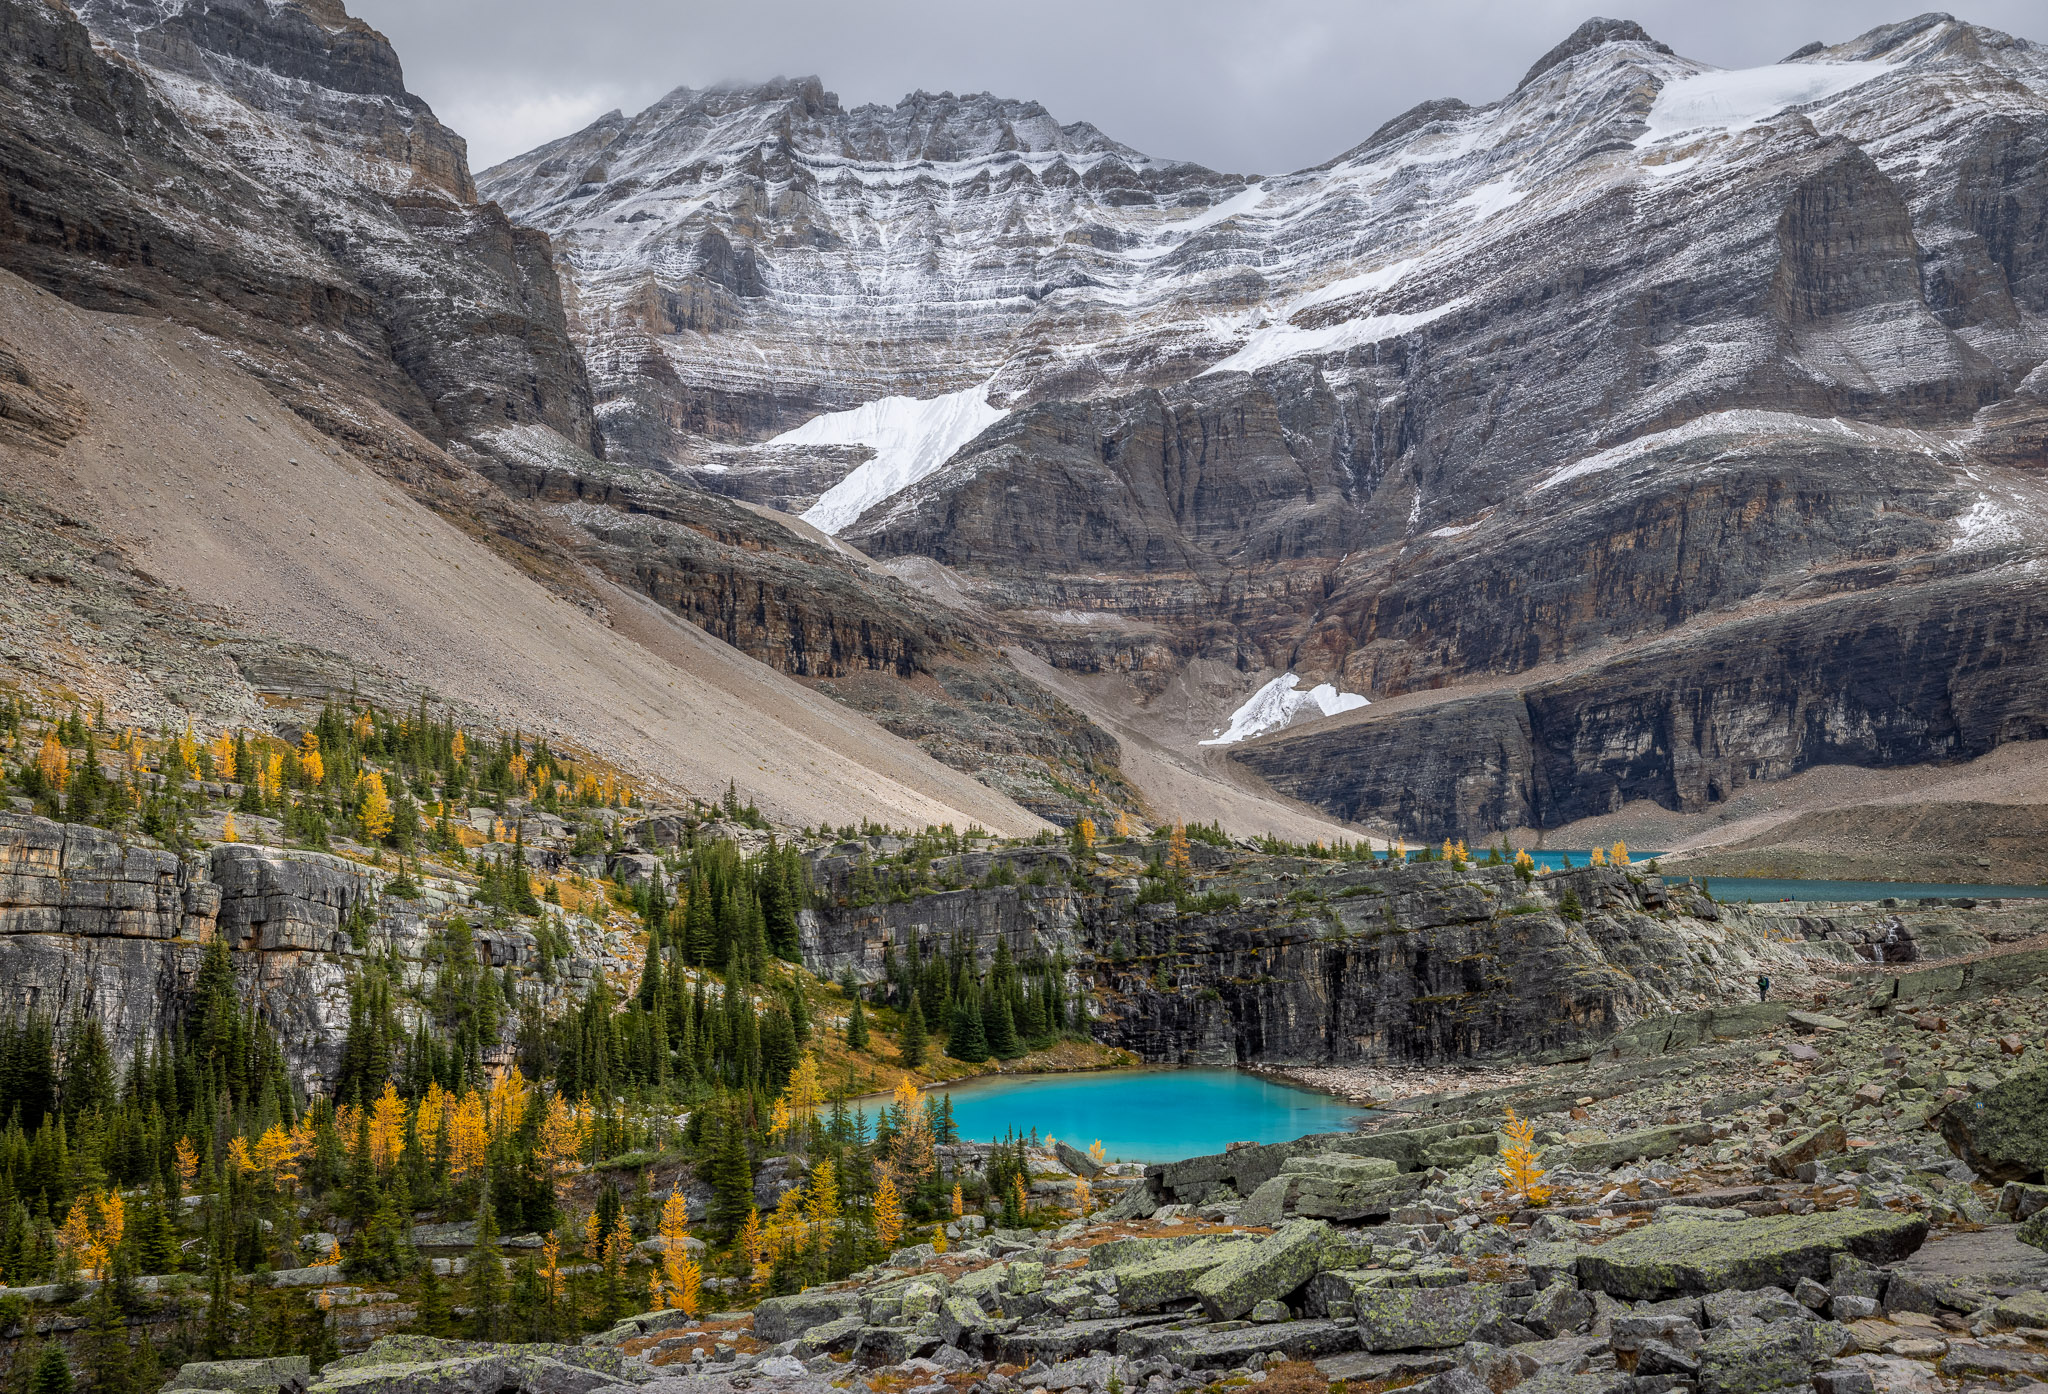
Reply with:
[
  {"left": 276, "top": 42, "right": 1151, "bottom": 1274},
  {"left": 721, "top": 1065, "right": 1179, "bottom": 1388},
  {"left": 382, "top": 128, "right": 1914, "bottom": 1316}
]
[{"left": 1240, "top": 567, "right": 2048, "bottom": 839}]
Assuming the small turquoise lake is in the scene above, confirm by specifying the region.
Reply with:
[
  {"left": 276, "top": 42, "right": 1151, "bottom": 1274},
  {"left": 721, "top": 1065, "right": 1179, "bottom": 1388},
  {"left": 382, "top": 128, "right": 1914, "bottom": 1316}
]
[
  {"left": 1689, "top": 876, "right": 2048, "bottom": 903},
  {"left": 864, "top": 1068, "right": 1371, "bottom": 1164}
]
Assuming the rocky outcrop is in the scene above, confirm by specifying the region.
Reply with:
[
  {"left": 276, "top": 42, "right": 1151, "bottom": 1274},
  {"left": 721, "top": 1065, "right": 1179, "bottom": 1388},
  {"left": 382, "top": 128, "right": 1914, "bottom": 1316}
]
[
  {"left": 0, "top": 810, "right": 585, "bottom": 1093},
  {"left": 798, "top": 840, "right": 1825, "bottom": 1068},
  {"left": 0, "top": 0, "right": 597, "bottom": 466},
  {"left": 1238, "top": 567, "right": 2048, "bottom": 839}
]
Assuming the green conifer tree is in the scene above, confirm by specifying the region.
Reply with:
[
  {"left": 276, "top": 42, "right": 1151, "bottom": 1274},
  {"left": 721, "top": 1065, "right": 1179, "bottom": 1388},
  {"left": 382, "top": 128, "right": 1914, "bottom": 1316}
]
[
  {"left": 899, "top": 992, "right": 928, "bottom": 1069},
  {"left": 467, "top": 1188, "right": 506, "bottom": 1341},
  {"left": 948, "top": 993, "right": 989, "bottom": 1064},
  {"left": 845, "top": 995, "right": 869, "bottom": 1052}
]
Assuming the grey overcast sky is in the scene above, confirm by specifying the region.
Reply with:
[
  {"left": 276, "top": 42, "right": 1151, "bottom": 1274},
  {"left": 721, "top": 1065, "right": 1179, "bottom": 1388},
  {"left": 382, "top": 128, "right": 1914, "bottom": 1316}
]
[{"left": 346, "top": 1, "right": 2047, "bottom": 176}]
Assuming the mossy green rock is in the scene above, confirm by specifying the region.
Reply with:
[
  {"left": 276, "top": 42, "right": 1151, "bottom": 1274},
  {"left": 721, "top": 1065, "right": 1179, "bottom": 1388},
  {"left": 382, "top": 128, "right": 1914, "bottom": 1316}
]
[
  {"left": 1576, "top": 1209, "right": 1929, "bottom": 1298},
  {"left": 755, "top": 1288, "right": 868, "bottom": 1341},
  {"left": 2018, "top": 1210, "right": 2048, "bottom": 1255},
  {"left": 1192, "top": 1218, "right": 1352, "bottom": 1320},
  {"left": 1110, "top": 1236, "right": 1261, "bottom": 1310},
  {"left": 1940, "top": 1065, "right": 2048, "bottom": 1182},
  {"left": 1994, "top": 1291, "right": 2048, "bottom": 1327},
  {"left": 1542, "top": 1123, "right": 1710, "bottom": 1173},
  {"left": 1696, "top": 1323, "right": 1822, "bottom": 1394},
  {"left": 166, "top": 1358, "right": 310, "bottom": 1394},
  {"left": 1355, "top": 1281, "right": 1506, "bottom": 1351}
]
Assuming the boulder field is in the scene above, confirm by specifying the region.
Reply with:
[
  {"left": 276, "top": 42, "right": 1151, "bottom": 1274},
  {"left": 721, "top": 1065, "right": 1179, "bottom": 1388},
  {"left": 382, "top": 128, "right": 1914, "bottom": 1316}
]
[{"left": 158, "top": 952, "right": 2048, "bottom": 1394}]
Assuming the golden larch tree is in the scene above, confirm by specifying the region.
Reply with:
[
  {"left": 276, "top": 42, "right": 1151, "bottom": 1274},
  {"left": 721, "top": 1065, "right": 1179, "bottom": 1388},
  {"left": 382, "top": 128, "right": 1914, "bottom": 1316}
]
[
  {"left": 222, "top": 812, "right": 238, "bottom": 844},
  {"left": 873, "top": 1173, "right": 904, "bottom": 1250},
  {"left": 448, "top": 1089, "right": 489, "bottom": 1179},
  {"left": 210, "top": 731, "right": 237, "bottom": 781},
  {"left": 1496, "top": 1107, "right": 1551, "bottom": 1206},
  {"left": 298, "top": 732, "right": 324, "bottom": 785},
  {"left": 359, "top": 770, "right": 393, "bottom": 841},
  {"left": 1610, "top": 841, "right": 1630, "bottom": 867},
  {"left": 489, "top": 1068, "right": 530, "bottom": 1140},
  {"left": 1167, "top": 824, "right": 1192, "bottom": 876},
  {"left": 537, "top": 1091, "right": 590, "bottom": 1195},
  {"left": 369, "top": 1082, "right": 407, "bottom": 1169},
  {"left": 37, "top": 731, "right": 68, "bottom": 787},
  {"left": 1075, "top": 817, "right": 1095, "bottom": 852},
  {"left": 175, "top": 1137, "right": 199, "bottom": 1188},
  {"left": 59, "top": 1189, "right": 124, "bottom": 1280}
]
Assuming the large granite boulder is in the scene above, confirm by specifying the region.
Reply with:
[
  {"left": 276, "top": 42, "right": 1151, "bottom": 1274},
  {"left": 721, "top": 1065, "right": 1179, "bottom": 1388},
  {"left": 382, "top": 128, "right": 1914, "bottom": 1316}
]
[
  {"left": 1356, "top": 1283, "right": 1508, "bottom": 1352},
  {"left": 1105, "top": 1236, "right": 1261, "bottom": 1311},
  {"left": 164, "top": 1358, "right": 309, "bottom": 1394},
  {"left": 1576, "top": 1209, "right": 1929, "bottom": 1299},
  {"left": 1191, "top": 1218, "right": 1351, "bottom": 1320},
  {"left": 753, "top": 1289, "right": 866, "bottom": 1342},
  {"left": 1939, "top": 1065, "right": 2048, "bottom": 1182}
]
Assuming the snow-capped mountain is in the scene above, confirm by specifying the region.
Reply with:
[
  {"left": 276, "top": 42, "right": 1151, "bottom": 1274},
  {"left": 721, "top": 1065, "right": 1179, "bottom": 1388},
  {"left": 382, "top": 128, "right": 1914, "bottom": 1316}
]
[{"left": 483, "top": 15, "right": 2048, "bottom": 837}]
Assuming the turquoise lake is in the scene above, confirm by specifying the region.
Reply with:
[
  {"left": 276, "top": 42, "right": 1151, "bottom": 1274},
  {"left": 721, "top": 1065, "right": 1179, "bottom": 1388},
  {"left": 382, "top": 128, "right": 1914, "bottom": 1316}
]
[
  {"left": 862, "top": 1068, "right": 1371, "bottom": 1164},
  {"left": 1688, "top": 876, "right": 2048, "bottom": 903}
]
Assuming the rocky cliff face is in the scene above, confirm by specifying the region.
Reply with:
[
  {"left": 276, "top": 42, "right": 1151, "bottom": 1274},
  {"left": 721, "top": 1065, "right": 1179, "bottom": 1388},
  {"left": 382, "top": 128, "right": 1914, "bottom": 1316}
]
[
  {"left": 484, "top": 16, "right": 2048, "bottom": 838},
  {"left": 0, "top": 0, "right": 596, "bottom": 462},
  {"left": 797, "top": 838, "right": 1829, "bottom": 1067},
  {"left": 0, "top": 811, "right": 612, "bottom": 1092}
]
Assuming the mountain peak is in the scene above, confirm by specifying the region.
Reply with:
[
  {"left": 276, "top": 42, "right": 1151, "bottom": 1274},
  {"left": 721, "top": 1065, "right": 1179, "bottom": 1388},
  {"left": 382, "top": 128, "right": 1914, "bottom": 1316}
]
[{"left": 1516, "top": 17, "right": 1672, "bottom": 90}]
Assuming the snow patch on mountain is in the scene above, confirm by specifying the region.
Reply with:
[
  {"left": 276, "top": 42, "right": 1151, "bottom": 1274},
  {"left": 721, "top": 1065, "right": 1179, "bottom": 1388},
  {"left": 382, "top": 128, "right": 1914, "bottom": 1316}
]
[
  {"left": 1638, "top": 61, "right": 1893, "bottom": 144},
  {"left": 1200, "top": 674, "right": 1369, "bottom": 746},
  {"left": 788, "top": 386, "right": 1008, "bottom": 534},
  {"left": 1203, "top": 303, "right": 1461, "bottom": 376}
]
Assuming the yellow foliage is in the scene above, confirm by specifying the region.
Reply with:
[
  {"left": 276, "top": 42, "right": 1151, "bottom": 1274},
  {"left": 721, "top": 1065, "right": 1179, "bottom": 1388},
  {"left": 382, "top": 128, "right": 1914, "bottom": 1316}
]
[
  {"left": 351, "top": 710, "right": 373, "bottom": 741},
  {"left": 950, "top": 1183, "right": 963, "bottom": 1218},
  {"left": 931, "top": 1225, "right": 948, "bottom": 1255},
  {"left": 359, "top": 770, "right": 393, "bottom": 840},
  {"left": 537, "top": 1091, "right": 590, "bottom": 1194},
  {"left": 650, "top": 1185, "right": 699, "bottom": 1314},
  {"left": 174, "top": 1137, "right": 199, "bottom": 1188},
  {"left": 299, "top": 733, "right": 324, "bottom": 786},
  {"left": 210, "top": 731, "right": 237, "bottom": 781},
  {"left": 1611, "top": 841, "right": 1630, "bottom": 867},
  {"left": 260, "top": 749, "right": 284, "bottom": 799},
  {"left": 416, "top": 1081, "right": 449, "bottom": 1157},
  {"left": 451, "top": 731, "right": 467, "bottom": 763},
  {"left": 1589, "top": 845, "right": 1607, "bottom": 866},
  {"left": 228, "top": 1136, "right": 256, "bottom": 1174},
  {"left": 1167, "top": 824, "right": 1192, "bottom": 876},
  {"left": 256, "top": 1124, "right": 302, "bottom": 1190},
  {"left": 447, "top": 1089, "right": 489, "bottom": 1179},
  {"left": 369, "top": 1081, "right": 407, "bottom": 1169},
  {"left": 176, "top": 723, "right": 198, "bottom": 773},
  {"left": 36, "top": 731, "right": 68, "bottom": 787},
  {"left": 58, "top": 1189, "right": 124, "bottom": 1280},
  {"left": 489, "top": 1067, "right": 531, "bottom": 1140},
  {"left": 806, "top": 1157, "right": 841, "bottom": 1229},
  {"left": 874, "top": 1173, "right": 904, "bottom": 1249},
  {"left": 1075, "top": 817, "right": 1095, "bottom": 851},
  {"left": 1113, "top": 810, "right": 1134, "bottom": 839},
  {"left": 1496, "top": 1107, "right": 1551, "bottom": 1206},
  {"left": 1514, "top": 849, "right": 1536, "bottom": 872},
  {"left": 540, "top": 1231, "right": 564, "bottom": 1301},
  {"left": 1072, "top": 1177, "right": 1092, "bottom": 1215},
  {"left": 1088, "top": 1139, "right": 1106, "bottom": 1164},
  {"left": 222, "top": 812, "right": 237, "bottom": 844}
]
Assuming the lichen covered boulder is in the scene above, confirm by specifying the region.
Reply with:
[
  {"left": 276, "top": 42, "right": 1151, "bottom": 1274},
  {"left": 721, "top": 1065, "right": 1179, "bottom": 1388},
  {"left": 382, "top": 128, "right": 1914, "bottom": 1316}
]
[
  {"left": 1576, "top": 1208, "right": 1928, "bottom": 1299},
  {"left": 1191, "top": 1218, "right": 1352, "bottom": 1320},
  {"left": 1355, "top": 1282, "right": 1507, "bottom": 1351},
  {"left": 1941, "top": 1066, "right": 2048, "bottom": 1182},
  {"left": 1107, "top": 1235, "right": 1261, "bottom": 1311},
  {"left": 165, "top": 1358, "right": 310, "bottom": 1394}
]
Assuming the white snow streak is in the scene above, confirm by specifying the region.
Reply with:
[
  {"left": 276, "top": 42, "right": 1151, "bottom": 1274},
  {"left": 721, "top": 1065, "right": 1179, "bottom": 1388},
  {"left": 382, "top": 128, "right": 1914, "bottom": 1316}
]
[
  {"left": 1202, "top": 303, "right": 1459, "bottom": 376},
  {"left": 1200, "top": 674, "right": 1369, "bottom": 746},
  {"left": 1639, "top": 62, "right": 1893, "bottom": 144},
  {"left": 787, "top": 387, "right": 1008, "bottom": 534},
  {"left": 1950, "top": 499, "right": 2021, "bottom": 551}
]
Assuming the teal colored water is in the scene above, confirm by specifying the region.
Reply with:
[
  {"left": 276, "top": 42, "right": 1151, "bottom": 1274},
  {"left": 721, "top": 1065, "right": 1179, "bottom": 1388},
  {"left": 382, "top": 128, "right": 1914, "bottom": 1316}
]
[
  {"left": 860, "top": 1069, "right": 1371, "bottom": 1164},
  {"left": 1688, "top": 876, "right": 2048, "bottom": 903}
]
